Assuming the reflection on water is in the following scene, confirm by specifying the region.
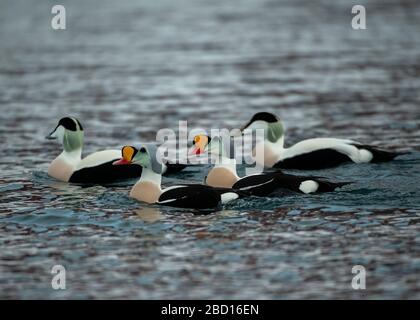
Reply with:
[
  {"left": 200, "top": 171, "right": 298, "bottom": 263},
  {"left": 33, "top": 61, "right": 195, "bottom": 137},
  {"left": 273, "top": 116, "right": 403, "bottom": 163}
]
[
  {"left": 0, "top": 0, "right": 420, "bottom": 299},
  {"left": 135, "top": 207, "right": 163, "bottom": 223}
]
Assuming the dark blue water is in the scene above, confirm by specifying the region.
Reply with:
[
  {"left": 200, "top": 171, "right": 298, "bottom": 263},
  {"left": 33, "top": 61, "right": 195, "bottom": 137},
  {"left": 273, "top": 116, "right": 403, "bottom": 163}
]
[{"left": 1, "top": 0, "right": 420, "bottom": 299}]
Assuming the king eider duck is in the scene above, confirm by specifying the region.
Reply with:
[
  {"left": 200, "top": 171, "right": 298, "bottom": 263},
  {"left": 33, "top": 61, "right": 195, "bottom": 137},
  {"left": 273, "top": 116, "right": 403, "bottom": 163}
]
[
  {"left": 113, "top": 144, "right": 245, "bottom": 209},
  {"left": 240, "top": 112, "right": 407, "bottom": 170},
  {"left": 46, "top": 117, "right": 186, "bottom": 184},
  {"left": 192, "top": 135, "right": 350, "bottom": 195}
]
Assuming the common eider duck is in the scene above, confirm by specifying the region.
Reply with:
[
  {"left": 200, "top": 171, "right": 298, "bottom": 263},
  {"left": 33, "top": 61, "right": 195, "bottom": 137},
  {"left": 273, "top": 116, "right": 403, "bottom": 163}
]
[
  {"left": 46, "top": 117, "right": 185, "bottom": 183},
  {"left": 192, "top": 134, "right": 350, "bottom": 196},
  {"left": 240, "top": 112, "right": 407, "bottom": 170},
  {"left": 113, "top": 144, "right": 244, "bottom": 209}
]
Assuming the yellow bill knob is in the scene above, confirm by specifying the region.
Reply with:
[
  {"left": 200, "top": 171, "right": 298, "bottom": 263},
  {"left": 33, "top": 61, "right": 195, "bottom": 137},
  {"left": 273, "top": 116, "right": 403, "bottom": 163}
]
[
  {"left": 122, "top": 146, "right": 136, "bottom": 161},
  {"left": 193, "top": 135, "right": 209, "bottom": 154}
]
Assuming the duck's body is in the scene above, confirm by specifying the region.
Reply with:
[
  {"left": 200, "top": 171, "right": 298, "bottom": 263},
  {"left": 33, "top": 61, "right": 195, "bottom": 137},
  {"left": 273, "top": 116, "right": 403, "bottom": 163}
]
[
  {"left": 242, "top": 112, "right": 407, "bottom": 170},
  {"left": 158, "top": 184, "right": 240, "bottom": 209},
  {"left": 258, "top": 138, "right": 403, "bottom": 170},
  {"left": 193, "top": 135, "right": 349, "bottom": 196},
  {"left": 48, "top": 149, "right": 142, "bottom": 183},
  {"left": 116, "top": 144, "right": 243, "bottom": 210},
  {"left": 70, "top": 150, "right": 143, "bottom": 184},
  {"left": 231, "top": 171, "right": 349, "bottom": 196},
  {"left": 46, "top": 117, "right": 185, "bottom": 184}
]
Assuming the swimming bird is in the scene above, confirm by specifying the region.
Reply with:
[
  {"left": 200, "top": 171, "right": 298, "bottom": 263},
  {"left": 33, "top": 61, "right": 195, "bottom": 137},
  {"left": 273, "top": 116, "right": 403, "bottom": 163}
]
[
  {"left": 113, "top": 144, "right": 244, "bottom": 209},
  {"left": 46, "top": 117, "right": 185, "bottom": 183},
  {"left": 240, "top": 112, "right": 407, "bottom": 170},
  {"left": 192, "top": 135, "right": 350, "bottom": 196}
]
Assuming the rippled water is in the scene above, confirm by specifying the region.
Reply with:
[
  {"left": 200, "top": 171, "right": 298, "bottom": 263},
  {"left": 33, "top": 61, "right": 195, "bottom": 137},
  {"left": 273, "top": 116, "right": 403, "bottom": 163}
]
[{"left": 1, "top": 0, "right": 420, "bottom": 299}]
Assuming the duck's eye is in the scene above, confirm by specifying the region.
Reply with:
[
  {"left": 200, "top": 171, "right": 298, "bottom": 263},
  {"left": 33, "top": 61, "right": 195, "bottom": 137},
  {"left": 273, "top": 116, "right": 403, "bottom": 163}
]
[{"left": 139, "top": 147, "right": 147, "bottom": 153}]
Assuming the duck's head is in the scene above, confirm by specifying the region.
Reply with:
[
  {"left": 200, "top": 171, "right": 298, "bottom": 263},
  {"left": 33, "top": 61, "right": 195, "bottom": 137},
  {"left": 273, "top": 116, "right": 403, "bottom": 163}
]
[
  {"left": 240, "top": 112, "right": 284, "bottom": 143},
  {"left": 191, "top": 135, "right": 227, "bottom": 158},
  {"left": 191, "top": 134, "right": 211, "bottom": 155},
  {"left": 113, "top": 144, "right": 163, "bottom": 174},
  {"left": 46, "top": 117, "right": 84, "bottom": 152}
]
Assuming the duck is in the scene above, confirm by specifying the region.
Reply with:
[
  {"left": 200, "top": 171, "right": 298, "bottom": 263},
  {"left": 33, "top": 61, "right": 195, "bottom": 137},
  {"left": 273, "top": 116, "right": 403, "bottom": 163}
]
[
  {"left": 113, "top": 144, "right": 245, "bottom": 209},
  {"left": 239, "top": 112, "right": 407, "bottom": 170},
  {"left": 191, "top": 134, "right": 350, "bottom": 196},
  {"left": 46, "top": 117, "right": 186, "bottom": 184}
]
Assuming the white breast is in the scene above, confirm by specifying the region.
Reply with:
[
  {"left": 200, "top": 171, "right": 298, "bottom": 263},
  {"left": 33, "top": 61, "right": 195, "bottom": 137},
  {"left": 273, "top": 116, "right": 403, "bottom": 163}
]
[
  {"left": 48, "top": 157, "right": 75, "bottom": 182},
  {"left": 48, "top": 150, "right": 81, "bottom": 182},
  {"left": 130, "top": 181, "right": 162, "bottom": 204},
  {"left": 256, "top": 142, "right": 282, "bottom": 167},
  {"left": 206, "top": 167, "right": 239, "bottom": 188}
]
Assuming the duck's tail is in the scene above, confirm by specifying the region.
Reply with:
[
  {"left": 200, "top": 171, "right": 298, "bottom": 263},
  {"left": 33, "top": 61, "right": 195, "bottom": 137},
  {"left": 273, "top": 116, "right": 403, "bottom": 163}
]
[{"left": 354, "top": 144, "right": 409, "bottom": 163}]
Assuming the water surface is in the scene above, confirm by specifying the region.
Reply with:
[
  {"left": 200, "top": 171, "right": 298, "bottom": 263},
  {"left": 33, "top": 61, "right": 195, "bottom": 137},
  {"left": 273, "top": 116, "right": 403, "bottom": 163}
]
[{"left": 0, "top": 0, "right": 420, "bottom": 299}]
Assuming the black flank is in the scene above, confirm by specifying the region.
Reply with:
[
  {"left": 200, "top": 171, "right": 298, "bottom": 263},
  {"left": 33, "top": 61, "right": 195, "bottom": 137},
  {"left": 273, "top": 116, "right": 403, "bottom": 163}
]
[
  {"left": 158, "top": 184, "right": 222, "bottom": 209},
  {"left": 233, "top": 171, "right": 349, "bottom": 196},
  {"left": 233, "top": 174, "right": 280, "bottom": 197},
  {"left": 69, "top": 160, "right": 142, "bottom": 184},
  {"left": 273, "top": 149, "right": 352, "bottom": 170}
]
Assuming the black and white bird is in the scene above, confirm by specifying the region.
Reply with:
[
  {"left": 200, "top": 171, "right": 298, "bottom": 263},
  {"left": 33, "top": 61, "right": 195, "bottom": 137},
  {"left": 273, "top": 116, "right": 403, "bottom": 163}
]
[
  {"left": 113, "top": 144, "right": 245, "bottom": 209},
  {"left": 192, "top": 135, "right": 350, "bottom": 196},
  {"left": 46, "top": 117, "right": 186, "bottom": 184},
  {"left": 240, "top": 112, "right": 407, "bottom": 170}
]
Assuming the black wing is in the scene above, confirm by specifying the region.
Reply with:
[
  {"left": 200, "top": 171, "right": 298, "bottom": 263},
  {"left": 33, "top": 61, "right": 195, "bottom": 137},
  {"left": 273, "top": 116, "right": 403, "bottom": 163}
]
[
  {"left": 232, "top": 173, "right": 281, "bottom": 196},
  {"left": 158, "top": 184, "right": 221, "bottom": 209},
  {"left": 233, "top": 171, "right": 349, "bottom": 196},
  {"left": 69, "top": 160, "right": 142, "bottom": 184},
  {"left": 273, "top": 149, "right": 351, "bottom": 170},
  {"left": 274, "top": 172, "right": 350, "bottom": 193}
]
